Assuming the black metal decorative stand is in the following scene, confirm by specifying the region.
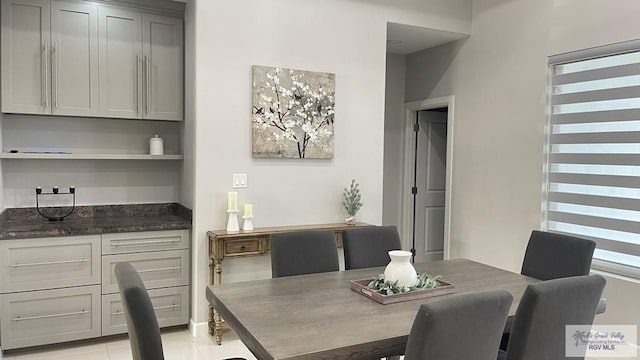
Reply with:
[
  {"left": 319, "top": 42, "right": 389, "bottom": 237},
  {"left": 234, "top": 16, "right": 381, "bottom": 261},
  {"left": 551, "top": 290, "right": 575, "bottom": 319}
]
[{"left": 35, "top": 186, "right": 76, "bottom": 221}]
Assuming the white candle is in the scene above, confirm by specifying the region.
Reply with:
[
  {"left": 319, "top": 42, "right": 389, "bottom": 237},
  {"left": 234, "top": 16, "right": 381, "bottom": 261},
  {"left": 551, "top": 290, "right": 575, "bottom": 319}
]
[
  {"left": 243, "top": 204, "right": 253, "bottom": 217},
  {"left": 227, "top": 192, "right": 238, "bottom": 211}
]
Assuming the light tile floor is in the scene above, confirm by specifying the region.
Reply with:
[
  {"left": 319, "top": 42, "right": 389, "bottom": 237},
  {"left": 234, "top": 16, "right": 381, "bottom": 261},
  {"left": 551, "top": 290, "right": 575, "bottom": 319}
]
[{"left": 0, "top": 328, "right": 257, "bottom": 360}]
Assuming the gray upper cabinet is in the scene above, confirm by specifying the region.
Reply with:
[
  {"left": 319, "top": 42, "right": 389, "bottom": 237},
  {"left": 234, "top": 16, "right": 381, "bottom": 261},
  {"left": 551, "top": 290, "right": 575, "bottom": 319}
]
[
  {"left": 51, "top": 1, "right": 99, "bottom": 117},
  {"left": 1, "top": 0, "right": 99, "bottom": 117},
  {"left": 98, "top": 8, "right": 143, "bottom": 119},
  {"left": 98, "top": 10, "right": 183, "bottom": 121},
  {"left": 1, "top": 0, "right": 184, "bottom": 121},
  {"left": 1, "top": 0, "right": 51, "bottom": 114},
  {"left": 143, "top": 14, "right": 183, "bottom": 121}
]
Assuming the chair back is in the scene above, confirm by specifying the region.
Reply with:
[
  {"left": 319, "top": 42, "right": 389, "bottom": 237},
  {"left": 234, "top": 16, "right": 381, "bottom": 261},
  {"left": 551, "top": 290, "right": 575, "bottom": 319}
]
[
  {"left": 521, "top": 230, "right": 595, "bottom": 280},
  {"left": 505, "top": 275, "right": 606, "bottom": 360},
  {"left": 404, "top": 290, "right": 513, "bottom": 360},
  {"left": 114, "top": 262, "right": 164, "bottom": 360},
  {"left": 271, "top": 230, "right": 339, "bottom": 278},
  {"left": 342, "top": 225, "right": 402, "bottom": 270}
]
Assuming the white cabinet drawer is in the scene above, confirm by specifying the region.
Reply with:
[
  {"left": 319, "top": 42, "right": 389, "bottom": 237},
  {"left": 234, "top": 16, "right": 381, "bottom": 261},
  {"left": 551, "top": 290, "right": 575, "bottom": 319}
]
[
  {"left": 102, "top": 285, "right": 189, "bottom": 336},
  {"left": 102, "top": 249, "right": 189, "bottom": 294},
  {"left": 0, "top": 235, "right": 101, "bottom": 293},
  {"left": 102, "top": 230, "right": 189, "bottom": 254},
  {"left": 0, "top": 285, "right": 101, "bottom": 350}
]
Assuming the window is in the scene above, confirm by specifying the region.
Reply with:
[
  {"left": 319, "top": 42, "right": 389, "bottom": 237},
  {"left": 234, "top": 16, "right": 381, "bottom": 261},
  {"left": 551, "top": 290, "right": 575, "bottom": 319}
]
[{"left": 545, "top": 40, "right": 640, "bottom": 279}]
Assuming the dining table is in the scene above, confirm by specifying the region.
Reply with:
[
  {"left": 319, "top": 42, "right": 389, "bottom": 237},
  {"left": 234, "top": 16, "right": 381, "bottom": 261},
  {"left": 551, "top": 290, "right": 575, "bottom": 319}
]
[{"left": 206, "top": 258, "right": 541, "bottom": 360}]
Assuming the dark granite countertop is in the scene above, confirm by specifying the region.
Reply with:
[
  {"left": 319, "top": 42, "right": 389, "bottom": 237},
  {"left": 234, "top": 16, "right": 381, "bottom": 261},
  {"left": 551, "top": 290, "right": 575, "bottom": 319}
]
[{"left": 0, "top": 203, "right": 192, "bottom": 240}]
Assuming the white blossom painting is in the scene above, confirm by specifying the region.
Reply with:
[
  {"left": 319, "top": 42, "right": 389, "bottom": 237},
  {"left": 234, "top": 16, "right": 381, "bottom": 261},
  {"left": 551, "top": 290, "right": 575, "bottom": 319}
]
[{"left": 252, "top": 65, "right": 335, "bottom": 159}]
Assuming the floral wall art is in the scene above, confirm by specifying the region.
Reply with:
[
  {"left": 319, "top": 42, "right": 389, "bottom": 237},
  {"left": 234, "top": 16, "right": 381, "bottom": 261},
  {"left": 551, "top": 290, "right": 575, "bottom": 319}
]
[{"left": 252, "top": 65, "right": 335, "bottom": 159}]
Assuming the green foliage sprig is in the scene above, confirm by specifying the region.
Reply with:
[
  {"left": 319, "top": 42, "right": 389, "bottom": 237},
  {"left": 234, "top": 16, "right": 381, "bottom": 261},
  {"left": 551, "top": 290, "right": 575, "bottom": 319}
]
[
  {"left": 342, "top": 179, "right": 363, "bottom": 217},
  {"left": 367, "top": 273, "right": 442, "bottom": 295}
]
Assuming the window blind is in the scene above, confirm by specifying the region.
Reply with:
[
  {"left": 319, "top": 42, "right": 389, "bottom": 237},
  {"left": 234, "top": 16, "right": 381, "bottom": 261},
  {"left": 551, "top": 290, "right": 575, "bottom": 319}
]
[{"left": 545, "top": 40, "right": 640, "bottom": 278}]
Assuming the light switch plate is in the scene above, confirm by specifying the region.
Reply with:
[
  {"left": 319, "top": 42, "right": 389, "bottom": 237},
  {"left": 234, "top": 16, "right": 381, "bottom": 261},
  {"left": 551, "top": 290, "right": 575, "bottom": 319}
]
[{"left": 232, "top": 173, "right": 248, "bottom": 188}]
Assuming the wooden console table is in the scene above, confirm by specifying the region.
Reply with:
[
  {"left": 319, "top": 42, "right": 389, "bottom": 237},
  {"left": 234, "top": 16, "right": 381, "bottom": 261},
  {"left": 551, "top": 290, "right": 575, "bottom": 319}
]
[{"left": 207, "top": 222, "right": 371, "bottom": 344}]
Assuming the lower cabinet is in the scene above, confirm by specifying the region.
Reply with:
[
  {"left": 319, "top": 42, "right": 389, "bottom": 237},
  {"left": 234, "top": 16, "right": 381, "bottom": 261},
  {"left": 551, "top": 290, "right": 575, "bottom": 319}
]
[
  {"left": 0, "top": 230, "right": 190, "bottom": 350},
  {"left": 102, "top": 285, "right": 189, "bottom": 336},
  {"left": 0, "top": 285, "right": 101, "bottom": 350}
]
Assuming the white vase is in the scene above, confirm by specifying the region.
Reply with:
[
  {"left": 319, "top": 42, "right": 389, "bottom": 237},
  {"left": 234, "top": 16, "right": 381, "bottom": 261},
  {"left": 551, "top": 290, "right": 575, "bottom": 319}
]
[{"left": 384, "top": 250, "right": 417, "bottom": 288}]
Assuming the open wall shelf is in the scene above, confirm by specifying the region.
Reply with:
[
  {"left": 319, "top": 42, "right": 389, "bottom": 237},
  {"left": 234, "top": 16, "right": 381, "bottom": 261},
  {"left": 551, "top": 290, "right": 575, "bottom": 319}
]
[{"left": 0, "top": 153, "right": 183, "bottom": 160}]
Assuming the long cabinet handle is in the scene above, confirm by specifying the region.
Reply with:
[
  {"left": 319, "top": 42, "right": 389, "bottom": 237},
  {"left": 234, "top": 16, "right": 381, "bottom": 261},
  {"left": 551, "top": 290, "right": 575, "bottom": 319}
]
[
  {"left": 41, "top": 42, "right": 48, "bottom": 108},
  {"left": 144, "top": 55, "right": 149, "bottom": 114},
  {"left": 52, "top": 43, "right": 58, "bottom": 109},
  {"left": 112, "top": 238, "right": 181, "bottom": 247},
  {"left": 113, "top": 304, "right": 180, "bottom": 316},
  {"left": 135, "top": 54, "right": 139, "bottom": 114},
  {"left": 136, "top": 266, "right": 180, "bottom": 274},
  {"left": 12, "top": 309, "right": 90, "bottom": 322},
  {"left": 10, "top": 258, "right": 88, "bottom": 267}
]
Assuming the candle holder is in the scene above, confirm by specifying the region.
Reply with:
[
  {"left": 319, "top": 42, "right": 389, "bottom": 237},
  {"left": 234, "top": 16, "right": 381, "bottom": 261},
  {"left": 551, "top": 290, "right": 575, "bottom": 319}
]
[
  {"left": 35, "top": 186, "right": 76, "bottom": 221},
  {"left": 242, "top": 216, "right": 254, "bottom": 231},
  {"left": 226, "top": 209, "right": 239, "bottom": 232}
]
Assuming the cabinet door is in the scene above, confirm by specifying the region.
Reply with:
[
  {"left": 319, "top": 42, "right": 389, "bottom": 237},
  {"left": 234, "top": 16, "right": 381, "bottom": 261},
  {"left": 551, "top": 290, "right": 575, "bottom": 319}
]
[
  {"left": 142, "top": 14, "right": 183, "bottom": 121},
  {"left": 50, "top": 1, "right": 99, "bottom": 116},
  {"left": 98, "top": 8, "right": 142, "bottom": 119},
  {"left": 1, "top": 0, "right": 51, "bottom": 114}
]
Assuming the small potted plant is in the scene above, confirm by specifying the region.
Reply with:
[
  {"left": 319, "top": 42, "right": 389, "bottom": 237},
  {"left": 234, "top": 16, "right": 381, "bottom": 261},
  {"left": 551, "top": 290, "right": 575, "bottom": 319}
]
[{"left": 342, "top": 179, "right": 363, "bottom": 225}]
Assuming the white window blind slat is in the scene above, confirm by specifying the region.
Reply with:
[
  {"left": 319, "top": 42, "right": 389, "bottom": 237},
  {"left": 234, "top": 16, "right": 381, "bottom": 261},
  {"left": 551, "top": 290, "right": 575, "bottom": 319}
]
[
  {"left": 549, "top": 153, "right": 640, "bottom": 166},
  {"left": 548, "top": 192, "right": 640, "bottom": 212},
  {"left": 545, "top": 43, "right": 640, "bottom": 277},
  {"left": 551, "top": 131, "right": 640, "bottom": 144},
  {"left": 551, "top": 108, "right": 640, "bottom": 124},
  {"left": 551, "top": 85, "right": 640, "bottom": 106},
  {"left": 548, "top": 172, "right": 640, "bottom": 188},
  {"left": 547, "top": 211, "right": 640, "bottom": 236},
  {"left": 553, "top": 63, "right": 640, "bottom": 86}
]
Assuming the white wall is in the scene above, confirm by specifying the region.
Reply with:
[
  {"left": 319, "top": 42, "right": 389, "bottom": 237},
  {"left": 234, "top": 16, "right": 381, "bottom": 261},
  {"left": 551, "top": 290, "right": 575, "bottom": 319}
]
[
  {"left": 190, "top": 0, "right": 471, "bottom": 326},
  {"left": 2, "top": 115, "right": 182, "bottom": 207},
  {"left": 382, "top": 53, "right": 406, "bottom": 229},
  {"left": 405, "top": 0, "right": 640, "bottom": 329}
]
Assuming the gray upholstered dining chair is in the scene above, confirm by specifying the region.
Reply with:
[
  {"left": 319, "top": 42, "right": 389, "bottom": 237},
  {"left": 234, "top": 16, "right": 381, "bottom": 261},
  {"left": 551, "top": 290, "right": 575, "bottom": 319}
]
[
  {"left": 270, "top": 230, "right": 339, "bottom": 277},
  {"left": 521, "top": 230, "right": 596, "bottom": 280},
  {"left": 501, "top": 231, "right": 599, "bottom": 351},
  {"left": 342, "top": 225, "right": 402, "bottom": 270},
  {"left": 498, "top": 275, "right": 606, "bottom": 360},
  {"left": 404, "top": 290, "right": 513, "bottom": 360},
  {"left": 114, "top": 262, "right": 245, "bottom": 360}
]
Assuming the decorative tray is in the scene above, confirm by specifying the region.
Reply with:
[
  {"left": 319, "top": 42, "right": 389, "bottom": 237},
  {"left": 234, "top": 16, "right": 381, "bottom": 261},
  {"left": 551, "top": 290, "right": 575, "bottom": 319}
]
[{"left": 350, "top": 279, "right": 455, "bottom": 305}]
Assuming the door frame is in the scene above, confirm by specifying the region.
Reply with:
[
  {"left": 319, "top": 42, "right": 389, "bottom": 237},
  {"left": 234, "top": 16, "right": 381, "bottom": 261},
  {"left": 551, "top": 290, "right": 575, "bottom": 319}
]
[{"left": 400, "top": 96, "right": 455, "bottom": 260}]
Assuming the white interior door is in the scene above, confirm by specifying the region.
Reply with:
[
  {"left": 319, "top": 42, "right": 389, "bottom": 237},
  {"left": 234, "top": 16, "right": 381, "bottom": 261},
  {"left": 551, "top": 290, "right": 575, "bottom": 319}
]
[{"left": 414, "top": 110, "right": 447, "bottom": 262}]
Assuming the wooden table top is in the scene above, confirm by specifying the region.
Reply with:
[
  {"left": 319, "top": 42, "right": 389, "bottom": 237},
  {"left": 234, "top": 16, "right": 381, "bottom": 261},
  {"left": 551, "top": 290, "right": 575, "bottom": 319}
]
[
  {"left": 206, "top": 259, "right": 540, "bottom": 360},
  {"left": 207, "top": 222, "right": 372, "bottom": 239}
]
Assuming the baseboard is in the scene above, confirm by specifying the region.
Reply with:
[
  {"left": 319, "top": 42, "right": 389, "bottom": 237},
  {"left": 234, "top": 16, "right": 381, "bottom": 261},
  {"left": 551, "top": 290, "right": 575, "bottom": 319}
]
[{"left": 188, "top": 318, "right": 209, "bottom": 337}]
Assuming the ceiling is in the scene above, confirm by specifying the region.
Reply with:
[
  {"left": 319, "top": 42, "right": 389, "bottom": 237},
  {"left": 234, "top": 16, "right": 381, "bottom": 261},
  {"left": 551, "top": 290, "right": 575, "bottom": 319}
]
[{"left": 386, "top": 22, "right": 468, "bottom": 55}]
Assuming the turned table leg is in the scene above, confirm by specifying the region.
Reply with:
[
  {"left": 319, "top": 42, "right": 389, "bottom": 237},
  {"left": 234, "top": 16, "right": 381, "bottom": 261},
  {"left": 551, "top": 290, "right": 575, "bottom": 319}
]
[{"left": 209, "top": 256, "right": 225, "bottom": 344}]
